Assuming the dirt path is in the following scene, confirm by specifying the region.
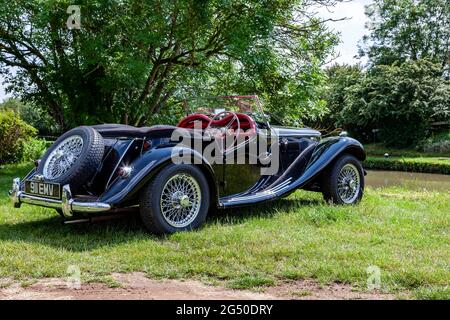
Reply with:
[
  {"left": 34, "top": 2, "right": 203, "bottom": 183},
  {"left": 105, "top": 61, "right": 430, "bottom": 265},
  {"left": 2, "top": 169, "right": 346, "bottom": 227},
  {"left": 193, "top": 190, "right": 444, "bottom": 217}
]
[{"left": 0, "top": 272, "right": 396, "bottom": 300}]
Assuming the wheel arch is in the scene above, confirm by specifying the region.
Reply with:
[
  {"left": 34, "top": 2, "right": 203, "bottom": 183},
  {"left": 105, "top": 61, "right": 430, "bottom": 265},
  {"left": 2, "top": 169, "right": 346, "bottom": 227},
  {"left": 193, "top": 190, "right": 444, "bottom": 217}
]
[
  {"left": 301, "top": 149, "right": 364, "bottom": 192},
  {"left": 144, "top": 158, "right": 218, "bottom": 207},
  {"left": 99, "top": 146, "right": 219, "bottom": 207},
  {"left": 342, "top": 144, "right": 366, "bottom": 162},
  {"left": 290, "top": 137, "right": 366, "bottom": 191},
  {"left": 149, "top": 150, "right": 219, "bottom": 208}
]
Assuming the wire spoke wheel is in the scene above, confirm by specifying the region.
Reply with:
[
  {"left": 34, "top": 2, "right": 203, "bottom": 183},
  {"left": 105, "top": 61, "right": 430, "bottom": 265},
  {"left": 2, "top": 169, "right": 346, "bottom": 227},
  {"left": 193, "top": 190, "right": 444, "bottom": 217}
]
[
  {"left": 336, "top": 163, "right": 360, "bottom": 204},
  {"left": 160, "top": 173, "right": 202, "bottom": 228},
  {"left": 43, "top": 135, "right": 84, "bottom": 180}
]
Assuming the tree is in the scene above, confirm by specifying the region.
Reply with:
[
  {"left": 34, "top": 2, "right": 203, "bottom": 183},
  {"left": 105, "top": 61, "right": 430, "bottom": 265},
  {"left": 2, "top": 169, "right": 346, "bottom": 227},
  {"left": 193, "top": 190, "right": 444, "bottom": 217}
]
[
  {"left": 339, "top": 59, "right": 449, "bottom": 147},
  {"left": 0, "top": 0, "right": 340, "bottom": 130},
  {"left": 175, "top": 23, "right": 338, "bottom": 126},
  {"left": 313, "top": 64, "right": 363, "bottom": 132},
  {"left": 359, "top": 0, "right": 450, "bottom": 72}
]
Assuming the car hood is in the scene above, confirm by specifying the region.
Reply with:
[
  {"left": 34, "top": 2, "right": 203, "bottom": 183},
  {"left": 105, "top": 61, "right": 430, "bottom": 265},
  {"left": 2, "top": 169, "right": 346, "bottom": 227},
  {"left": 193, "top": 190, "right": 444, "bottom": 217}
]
[{"left": 272, "top": 126, "right": 321, "bottom": 138}]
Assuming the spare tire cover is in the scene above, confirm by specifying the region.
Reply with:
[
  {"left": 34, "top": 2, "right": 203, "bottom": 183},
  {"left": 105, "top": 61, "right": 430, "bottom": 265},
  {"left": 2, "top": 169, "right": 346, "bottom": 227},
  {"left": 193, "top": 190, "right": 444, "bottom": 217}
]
[{"left": 36, "top": 126, "right": 104, "bottom": 191}]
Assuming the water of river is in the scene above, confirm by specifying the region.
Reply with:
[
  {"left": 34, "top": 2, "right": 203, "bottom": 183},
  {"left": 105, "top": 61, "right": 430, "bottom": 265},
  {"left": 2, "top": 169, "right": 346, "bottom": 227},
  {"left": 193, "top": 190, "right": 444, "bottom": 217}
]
[{"left": 365, "top": 170, "right": 450, "bottom": 192}]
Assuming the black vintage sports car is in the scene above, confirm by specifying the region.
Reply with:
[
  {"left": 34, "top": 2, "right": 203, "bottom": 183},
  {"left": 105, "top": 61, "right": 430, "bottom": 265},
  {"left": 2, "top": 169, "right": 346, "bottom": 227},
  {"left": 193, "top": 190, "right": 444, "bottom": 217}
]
[{"left": 10, "top": 96, "right": 365, "bottom": 234}]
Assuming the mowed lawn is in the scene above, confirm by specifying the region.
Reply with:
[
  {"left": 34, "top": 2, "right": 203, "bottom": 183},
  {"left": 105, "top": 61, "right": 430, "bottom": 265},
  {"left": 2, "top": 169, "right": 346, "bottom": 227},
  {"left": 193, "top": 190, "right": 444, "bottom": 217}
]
[{"left": 0, "top": 164, "right": 449, "bottom": 299}]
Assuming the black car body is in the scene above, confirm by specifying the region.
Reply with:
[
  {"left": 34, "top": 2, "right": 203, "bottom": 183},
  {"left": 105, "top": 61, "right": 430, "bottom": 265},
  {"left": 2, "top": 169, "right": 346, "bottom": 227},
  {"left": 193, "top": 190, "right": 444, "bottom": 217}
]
[{"left": 10, "top": 96, "right": 365, "bottom": 234}]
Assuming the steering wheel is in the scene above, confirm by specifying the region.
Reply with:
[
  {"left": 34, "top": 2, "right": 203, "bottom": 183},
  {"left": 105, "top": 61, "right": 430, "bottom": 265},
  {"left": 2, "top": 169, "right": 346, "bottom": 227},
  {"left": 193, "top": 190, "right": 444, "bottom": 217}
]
[{"left": 206, "top": 111, "right": 241, "bottom": 153}]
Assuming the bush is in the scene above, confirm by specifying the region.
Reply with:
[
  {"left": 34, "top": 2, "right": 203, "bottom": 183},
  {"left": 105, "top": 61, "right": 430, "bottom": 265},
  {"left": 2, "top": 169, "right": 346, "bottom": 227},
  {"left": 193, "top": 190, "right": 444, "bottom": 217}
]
[
  {"left": 21, "top": 138, "right": 49, "bottom": 162},
  {"left": 0, "top": 99, "right": 59, "bottom": 136},
  {"left": 0, "top": 111, "right": 37, "bottom": 165}
]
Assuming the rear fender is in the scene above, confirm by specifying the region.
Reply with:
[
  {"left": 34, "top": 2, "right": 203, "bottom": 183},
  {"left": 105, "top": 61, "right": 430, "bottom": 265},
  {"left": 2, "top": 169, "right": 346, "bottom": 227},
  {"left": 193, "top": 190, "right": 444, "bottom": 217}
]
[{"left": 99, "top": 146, "right": 217, "bottom": 206}]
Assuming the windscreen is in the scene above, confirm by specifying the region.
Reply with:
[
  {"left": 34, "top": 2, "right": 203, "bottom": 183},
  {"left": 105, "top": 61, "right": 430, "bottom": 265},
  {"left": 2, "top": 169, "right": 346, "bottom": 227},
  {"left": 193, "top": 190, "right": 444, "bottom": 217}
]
[{"left": 183, "top": 95, "right": 269, "bottom": 125}]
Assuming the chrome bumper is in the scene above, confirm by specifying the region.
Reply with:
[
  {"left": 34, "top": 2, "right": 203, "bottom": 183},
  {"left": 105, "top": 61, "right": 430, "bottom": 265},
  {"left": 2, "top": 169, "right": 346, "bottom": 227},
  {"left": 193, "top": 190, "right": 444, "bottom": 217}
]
[{"left": 9, "top": 178, "right": 111, "bottom": 217}]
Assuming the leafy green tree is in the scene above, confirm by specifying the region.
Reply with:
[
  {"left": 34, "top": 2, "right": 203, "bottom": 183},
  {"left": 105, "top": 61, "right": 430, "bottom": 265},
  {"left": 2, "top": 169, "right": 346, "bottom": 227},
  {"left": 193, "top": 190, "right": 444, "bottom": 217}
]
[
  {"left": 339, "top": 59, "right": 449, "bottom": 147},
  {"left": 0, "top": 0, "right": 339, "bottom": 130},
  {"left": 360, "top": 0, "right": 450, "bottom": 72},
  {"left": 313, "top": 64, "right": 363, "bottom": 131},
  {"left": 175, "top": 28, "right": 337, "bottom": 127}
]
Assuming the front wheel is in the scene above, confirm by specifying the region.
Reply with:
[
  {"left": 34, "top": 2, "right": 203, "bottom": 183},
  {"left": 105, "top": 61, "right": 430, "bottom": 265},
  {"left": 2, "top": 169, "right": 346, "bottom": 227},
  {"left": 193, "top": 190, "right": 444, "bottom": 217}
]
[
  {"left": 139, "top": 164, "right": 210, "bottom": 234},
  {"left": 321, "top": 154, "right": 364, "bottom": 205}
]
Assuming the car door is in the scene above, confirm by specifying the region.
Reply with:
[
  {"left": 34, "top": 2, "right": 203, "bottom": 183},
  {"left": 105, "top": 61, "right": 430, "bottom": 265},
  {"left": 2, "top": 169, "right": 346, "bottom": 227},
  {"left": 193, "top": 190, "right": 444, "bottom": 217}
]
[{"left": 220, "top": 127, "right": 278, "bottom": 197}]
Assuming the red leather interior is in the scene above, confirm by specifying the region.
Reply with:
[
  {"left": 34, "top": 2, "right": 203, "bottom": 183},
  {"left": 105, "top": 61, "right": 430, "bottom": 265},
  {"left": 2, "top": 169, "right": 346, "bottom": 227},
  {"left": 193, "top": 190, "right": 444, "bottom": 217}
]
[
  {"left": 177, "top": 113, "right": 212, "bottom": 129},
  {"left": 177, "top": 113, "right": 256, "bottom": 135}
]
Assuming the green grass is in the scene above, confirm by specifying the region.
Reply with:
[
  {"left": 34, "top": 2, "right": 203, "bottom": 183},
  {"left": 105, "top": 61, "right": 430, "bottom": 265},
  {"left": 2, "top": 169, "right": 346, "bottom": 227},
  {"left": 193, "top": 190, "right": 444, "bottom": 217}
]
[
  {"left": 364, "top": 143, "right": 450, "bottom": 174},
  {"left": 0, "top": 163, "right": 449, "bottom": 299}
]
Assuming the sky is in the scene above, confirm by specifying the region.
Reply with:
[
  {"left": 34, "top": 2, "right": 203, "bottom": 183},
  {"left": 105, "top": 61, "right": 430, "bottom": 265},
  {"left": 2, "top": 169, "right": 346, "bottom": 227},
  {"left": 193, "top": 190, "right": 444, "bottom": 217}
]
[
  {"left": 316, "top": 0, "right": 371, "bottom": 65},
  {"left": 0, "top": 0, "right": 371, "bottom": 103},
  {"left": 0, "top": 79, "right": 6, "bottom": 102}
]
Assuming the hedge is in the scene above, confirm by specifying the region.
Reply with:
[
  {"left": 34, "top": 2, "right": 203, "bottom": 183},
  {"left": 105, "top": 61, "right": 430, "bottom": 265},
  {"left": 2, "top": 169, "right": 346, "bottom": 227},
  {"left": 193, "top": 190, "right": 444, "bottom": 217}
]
[{"left": 364, "top": 157, "right": 450, "bottom": 175}]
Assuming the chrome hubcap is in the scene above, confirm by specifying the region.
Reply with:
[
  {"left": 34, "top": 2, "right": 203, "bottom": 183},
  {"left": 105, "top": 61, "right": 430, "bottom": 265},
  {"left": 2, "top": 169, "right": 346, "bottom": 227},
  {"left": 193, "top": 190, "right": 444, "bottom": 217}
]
[
  {"left": 160, "top": 173, "right": 201, "bottom": 228},
  {"left": 43, "top": 135, "right": 84, "bottom": 180},
  {"left": 349, "top": 179, "right": 356, "bottom": 190},
  {"left": 179, "top": 195, "right": 191, "bottom": 208},
  {"left": 337, "top": 163, "right": 360, "bottom": 204}
]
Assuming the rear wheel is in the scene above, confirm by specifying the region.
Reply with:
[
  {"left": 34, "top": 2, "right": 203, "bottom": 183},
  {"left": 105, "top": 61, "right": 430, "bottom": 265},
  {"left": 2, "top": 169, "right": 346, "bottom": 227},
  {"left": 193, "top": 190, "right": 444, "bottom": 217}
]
[
  {"left": 140, "top": 164, "right": 210, "bottom": 234},
  {"left": 321, "top": 154, "right": 364, "bottom": 204}
]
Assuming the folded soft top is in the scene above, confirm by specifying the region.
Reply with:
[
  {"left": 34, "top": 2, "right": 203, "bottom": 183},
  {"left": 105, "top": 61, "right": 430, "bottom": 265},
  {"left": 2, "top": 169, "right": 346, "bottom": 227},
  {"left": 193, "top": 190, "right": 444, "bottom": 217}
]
[{"left": 91, "top": 124, "right": 176, "bottom": 138}]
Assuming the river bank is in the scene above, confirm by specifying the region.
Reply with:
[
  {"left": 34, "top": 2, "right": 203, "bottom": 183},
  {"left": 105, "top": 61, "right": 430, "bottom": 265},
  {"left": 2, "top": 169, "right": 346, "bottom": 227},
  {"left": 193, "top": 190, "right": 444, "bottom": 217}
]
[{"left": 364, "top": 144, "right": 450, "bottom": 174}]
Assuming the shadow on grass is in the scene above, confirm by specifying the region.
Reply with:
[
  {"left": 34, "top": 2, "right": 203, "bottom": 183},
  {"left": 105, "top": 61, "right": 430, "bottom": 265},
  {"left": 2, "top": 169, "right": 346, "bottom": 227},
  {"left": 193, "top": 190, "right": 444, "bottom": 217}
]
[
  {"left": 208, "top": 197, "right": 322, "bottom": 223},
  {"left": 0, "top": 196, "right": 321, "bottom": 252}
]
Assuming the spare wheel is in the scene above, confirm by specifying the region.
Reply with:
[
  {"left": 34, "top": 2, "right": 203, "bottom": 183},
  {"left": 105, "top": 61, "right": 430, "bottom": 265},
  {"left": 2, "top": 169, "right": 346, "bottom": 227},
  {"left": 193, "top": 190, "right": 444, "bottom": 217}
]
[{"left": 36, "top": 126, "right": 104, "bottom": 193}]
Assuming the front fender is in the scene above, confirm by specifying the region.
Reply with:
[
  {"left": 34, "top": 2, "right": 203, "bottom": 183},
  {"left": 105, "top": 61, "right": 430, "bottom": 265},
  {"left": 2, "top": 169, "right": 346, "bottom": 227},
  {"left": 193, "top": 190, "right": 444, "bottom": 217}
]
[
  {"left": 290, "top": 136, "right": 365, "bottom": 190},
  {"left": 99, "top": 146, "right": 216, "bottom": 206}
]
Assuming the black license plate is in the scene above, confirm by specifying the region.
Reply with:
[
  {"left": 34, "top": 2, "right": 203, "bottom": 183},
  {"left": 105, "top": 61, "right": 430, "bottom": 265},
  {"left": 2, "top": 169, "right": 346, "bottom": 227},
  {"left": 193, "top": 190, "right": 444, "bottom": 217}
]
[{"left": 24, "top": 180, "right": 61, "bottom": 199}]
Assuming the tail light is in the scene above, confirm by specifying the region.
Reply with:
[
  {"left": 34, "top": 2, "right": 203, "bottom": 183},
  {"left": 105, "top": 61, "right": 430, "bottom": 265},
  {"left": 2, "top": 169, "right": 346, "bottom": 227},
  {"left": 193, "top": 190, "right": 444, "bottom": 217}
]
[{"left": 143, "top": 140, "right": 152, "bottom": 150}]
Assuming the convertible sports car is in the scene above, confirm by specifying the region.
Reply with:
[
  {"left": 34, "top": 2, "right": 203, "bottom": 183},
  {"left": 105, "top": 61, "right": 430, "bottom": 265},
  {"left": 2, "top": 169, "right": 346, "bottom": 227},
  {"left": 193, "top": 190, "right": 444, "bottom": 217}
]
[{"left": 10, "top": 96, "right": 365, "bottom": 234}]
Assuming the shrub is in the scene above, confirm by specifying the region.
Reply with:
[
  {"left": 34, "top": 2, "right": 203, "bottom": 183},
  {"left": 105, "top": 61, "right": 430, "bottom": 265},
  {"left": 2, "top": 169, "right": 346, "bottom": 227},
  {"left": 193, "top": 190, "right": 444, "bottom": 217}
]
[
  {"left": 0, "top": 111, "right": 37, "bottom": 165},
  {"left": 0, "top": 99, "right": 59, "bottom": 136},
  {"left": 21, "top": 138, "right": 49, "bottom": 162}
]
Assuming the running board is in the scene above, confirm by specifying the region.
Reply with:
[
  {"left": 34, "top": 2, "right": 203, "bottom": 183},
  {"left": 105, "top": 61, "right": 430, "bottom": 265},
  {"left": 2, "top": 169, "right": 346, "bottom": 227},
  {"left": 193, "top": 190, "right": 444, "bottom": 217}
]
[{"left": 219, "top": 177, "right": 293, "bottom": 207}]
